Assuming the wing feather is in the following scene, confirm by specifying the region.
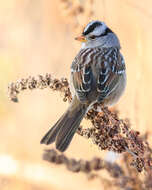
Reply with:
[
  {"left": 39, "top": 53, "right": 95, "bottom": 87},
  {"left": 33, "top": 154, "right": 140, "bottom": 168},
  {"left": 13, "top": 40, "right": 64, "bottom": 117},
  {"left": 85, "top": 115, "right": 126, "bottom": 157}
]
[
  {"left": 71, "top": 48, "right": 125, "bottom": 103},
  {"left": 97, "top": 49, "right": 125, "bottom": 101}
]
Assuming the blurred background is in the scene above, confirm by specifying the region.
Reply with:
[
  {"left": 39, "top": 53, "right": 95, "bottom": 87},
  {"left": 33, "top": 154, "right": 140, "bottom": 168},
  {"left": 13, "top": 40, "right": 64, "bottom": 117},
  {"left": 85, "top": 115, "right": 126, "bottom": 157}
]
[{"left": 0, "top": 0, "right": 152, "bottom": 189}]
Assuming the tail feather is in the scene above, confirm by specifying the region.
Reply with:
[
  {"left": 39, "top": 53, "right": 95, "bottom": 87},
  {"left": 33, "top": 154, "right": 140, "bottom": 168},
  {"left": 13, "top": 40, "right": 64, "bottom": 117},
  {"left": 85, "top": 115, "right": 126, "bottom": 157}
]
[
  {"left": 56, "top": 107, "right": 86, "bottom": 152},
  {"left": 40, "top": 124, "right": 60, "bottom": 145},
  {"left": 40, "top": 111, "right": 68, "bottom": 145},
  {"left": 40, "top": 97, "right": 87, "bottom": 152}
]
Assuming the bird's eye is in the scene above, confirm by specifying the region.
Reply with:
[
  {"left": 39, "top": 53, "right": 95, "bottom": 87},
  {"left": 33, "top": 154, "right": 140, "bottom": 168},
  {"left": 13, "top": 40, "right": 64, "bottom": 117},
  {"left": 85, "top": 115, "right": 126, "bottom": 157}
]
[{"left": 89, "top": 35, "right": 96, "bottom": 40}]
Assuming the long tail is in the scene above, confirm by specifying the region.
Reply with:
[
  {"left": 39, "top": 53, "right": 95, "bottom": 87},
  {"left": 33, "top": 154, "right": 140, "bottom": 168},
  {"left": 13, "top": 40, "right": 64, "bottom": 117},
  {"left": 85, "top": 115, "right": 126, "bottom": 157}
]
[{"left": 40, "top": 97, "right": 87, "bottom": 152}]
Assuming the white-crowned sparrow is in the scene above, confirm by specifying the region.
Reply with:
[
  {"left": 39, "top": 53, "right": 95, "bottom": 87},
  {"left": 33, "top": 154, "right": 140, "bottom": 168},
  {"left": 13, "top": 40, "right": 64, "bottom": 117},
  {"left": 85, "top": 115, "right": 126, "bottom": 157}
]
[{"left": 40, "top": 21, "right": 126, "bottom": 152}]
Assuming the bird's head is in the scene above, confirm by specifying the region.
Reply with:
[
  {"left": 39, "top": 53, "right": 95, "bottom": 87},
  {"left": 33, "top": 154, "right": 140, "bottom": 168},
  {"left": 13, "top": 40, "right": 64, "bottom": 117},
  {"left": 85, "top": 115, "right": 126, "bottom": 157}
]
[{"left": 75, "top": 20, "right": 120, "bottom": 49}]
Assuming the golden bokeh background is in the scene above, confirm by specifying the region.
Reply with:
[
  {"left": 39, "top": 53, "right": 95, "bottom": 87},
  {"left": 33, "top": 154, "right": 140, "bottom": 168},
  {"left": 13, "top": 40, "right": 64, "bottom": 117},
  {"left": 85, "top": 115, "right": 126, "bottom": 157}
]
[{"left": 0, "top": 0, "right": 152, "bottom": 189}]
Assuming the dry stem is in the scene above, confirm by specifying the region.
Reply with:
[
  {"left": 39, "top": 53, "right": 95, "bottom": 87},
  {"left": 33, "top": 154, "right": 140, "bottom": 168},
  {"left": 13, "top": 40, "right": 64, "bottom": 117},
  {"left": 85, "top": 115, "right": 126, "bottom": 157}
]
[{"left": 8, "top": 73, "right": 152, "bottom": 190}]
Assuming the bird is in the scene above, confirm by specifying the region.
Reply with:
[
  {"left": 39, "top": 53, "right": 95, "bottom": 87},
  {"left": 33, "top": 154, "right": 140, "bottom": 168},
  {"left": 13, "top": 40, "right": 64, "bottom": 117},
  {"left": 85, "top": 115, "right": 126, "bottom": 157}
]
[{"left": 40, "top": 20, "right": 126, "bottom": 152}]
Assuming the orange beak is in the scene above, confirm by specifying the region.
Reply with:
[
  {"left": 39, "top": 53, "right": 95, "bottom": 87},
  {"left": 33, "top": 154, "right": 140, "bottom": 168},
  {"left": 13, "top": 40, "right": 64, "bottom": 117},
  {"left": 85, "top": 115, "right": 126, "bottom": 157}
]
[{"left": 75, "top": 35, "right": 87, "bottom": 42}]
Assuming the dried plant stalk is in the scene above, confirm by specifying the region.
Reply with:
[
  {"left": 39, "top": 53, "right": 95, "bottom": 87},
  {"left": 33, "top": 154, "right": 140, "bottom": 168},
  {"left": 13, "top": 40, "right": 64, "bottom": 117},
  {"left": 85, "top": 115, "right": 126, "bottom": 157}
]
[
  {"left": 8, "top": 73, "right": 152, "bottom": 189},
  {"left": 8, "top": 74, "right": 72, "bottom": 103},
  {"left": 43, "top": 149, "right": 149, "bottom": 190}
]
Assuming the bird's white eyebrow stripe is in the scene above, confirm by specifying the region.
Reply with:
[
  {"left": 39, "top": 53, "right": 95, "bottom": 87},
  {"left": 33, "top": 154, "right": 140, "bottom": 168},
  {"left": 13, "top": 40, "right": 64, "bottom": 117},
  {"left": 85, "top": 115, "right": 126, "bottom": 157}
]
[
  {"left": 94, "top": 27, "right": 113, "bottom": 37},
  {"left": 83, "top": 21, "right": 102, "bottom": 35}
]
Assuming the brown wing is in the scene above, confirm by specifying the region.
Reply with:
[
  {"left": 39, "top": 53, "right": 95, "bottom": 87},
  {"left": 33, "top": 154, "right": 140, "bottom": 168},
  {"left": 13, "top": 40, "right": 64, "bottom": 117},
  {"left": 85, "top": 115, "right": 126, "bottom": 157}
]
[
  {"left": 71, "top": 63, "right": 93, "bottom": 102},
  {"left": 71, "top": 48, "right": 98, "bottom": 102},
  {"left": 71, "top": 48, "right": 125, "bottom": 103},
  {"left": 97, "top": 49, "right": 125, "bottom": 102}
]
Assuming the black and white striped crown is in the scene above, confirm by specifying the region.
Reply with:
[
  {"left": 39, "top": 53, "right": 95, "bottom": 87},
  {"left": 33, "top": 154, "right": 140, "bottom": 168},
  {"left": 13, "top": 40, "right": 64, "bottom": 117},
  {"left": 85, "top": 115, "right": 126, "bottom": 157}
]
[{"left": 82, "top": 21, "right": 113, "bottom": 37}]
